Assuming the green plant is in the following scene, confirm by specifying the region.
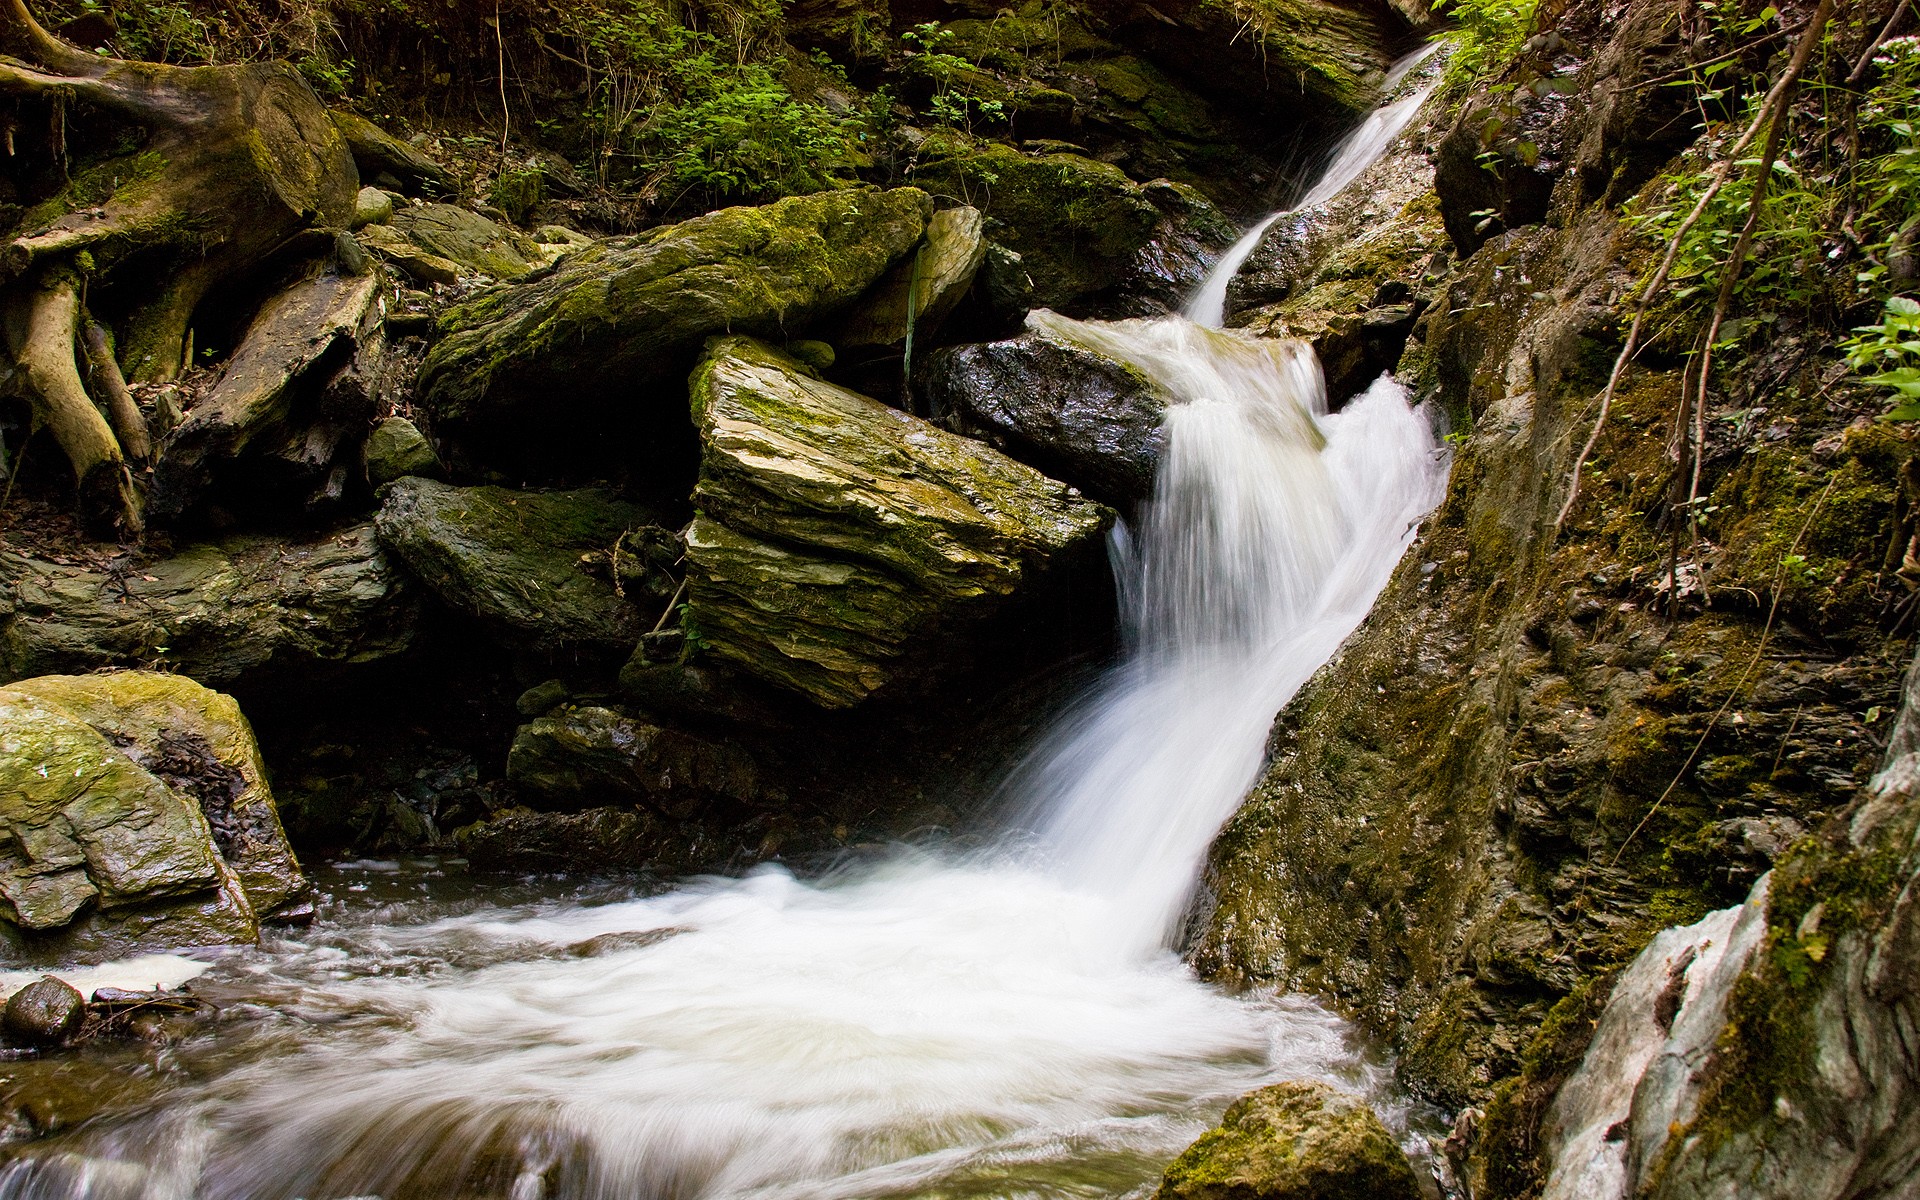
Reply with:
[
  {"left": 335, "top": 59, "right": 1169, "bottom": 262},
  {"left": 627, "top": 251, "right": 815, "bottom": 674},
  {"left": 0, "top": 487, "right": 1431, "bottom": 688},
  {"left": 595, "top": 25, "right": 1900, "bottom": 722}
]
[
  {"left": 1842, "top": 295, "right": 1920, "bottom": 419},
  {"left": 1434, "top": 0, "right": 1540, "bottom": 89}
]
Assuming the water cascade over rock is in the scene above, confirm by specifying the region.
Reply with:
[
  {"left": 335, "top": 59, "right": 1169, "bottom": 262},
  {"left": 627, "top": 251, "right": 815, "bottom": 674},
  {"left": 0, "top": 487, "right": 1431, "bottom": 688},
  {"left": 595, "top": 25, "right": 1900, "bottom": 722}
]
[{"left": 0, "top": 68, "right": 1449, "bottom": 1199}]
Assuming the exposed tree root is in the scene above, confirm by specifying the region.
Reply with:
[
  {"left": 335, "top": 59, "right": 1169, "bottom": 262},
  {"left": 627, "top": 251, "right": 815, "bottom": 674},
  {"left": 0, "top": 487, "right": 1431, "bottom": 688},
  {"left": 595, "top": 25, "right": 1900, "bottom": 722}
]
[{"left": 0, "top": 0, "right": 360, "bottom": 536}]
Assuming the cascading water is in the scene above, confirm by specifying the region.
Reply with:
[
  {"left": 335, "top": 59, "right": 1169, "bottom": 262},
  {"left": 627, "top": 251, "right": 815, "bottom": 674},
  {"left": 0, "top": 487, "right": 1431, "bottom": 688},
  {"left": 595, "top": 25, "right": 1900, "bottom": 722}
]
[{"left": 0, "top": 55, "right": 1447, "bottom": 1200}]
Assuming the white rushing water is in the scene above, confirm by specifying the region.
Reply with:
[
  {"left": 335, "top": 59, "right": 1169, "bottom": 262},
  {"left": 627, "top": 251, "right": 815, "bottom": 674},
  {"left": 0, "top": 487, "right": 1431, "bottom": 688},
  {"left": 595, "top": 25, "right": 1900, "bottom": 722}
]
[
  {"left": 0, "top": 59, "right": 1448, "bottom": 1200},
  {"left": 1184, "top": 45, "right": 1442, "bottom": 329}
]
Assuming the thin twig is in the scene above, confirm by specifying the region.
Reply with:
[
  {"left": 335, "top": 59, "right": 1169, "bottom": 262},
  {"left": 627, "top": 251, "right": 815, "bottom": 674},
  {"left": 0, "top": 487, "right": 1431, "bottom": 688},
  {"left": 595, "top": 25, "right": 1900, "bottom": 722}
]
[
  {"left": 1849, "top": 0, "right": 1911, "bottom": 86},
  {"left": 1556, "top": 0, "right": 1837, "bottom": 534}
]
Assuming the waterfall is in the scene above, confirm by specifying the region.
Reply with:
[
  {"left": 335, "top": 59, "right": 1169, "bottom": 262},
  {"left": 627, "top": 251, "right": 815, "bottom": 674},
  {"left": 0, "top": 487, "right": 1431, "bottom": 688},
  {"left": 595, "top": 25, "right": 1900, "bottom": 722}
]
[
  {"left": 0, "top": 58, "right": 1449, "bottom": 1200},
  {"left": 1184, "top": 44, "right": 1442, "bottom": 329}
]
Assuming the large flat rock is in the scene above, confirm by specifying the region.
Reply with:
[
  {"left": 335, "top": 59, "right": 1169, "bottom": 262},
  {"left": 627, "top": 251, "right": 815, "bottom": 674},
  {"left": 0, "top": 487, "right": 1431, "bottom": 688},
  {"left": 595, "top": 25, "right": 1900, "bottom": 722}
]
[
  {"left": 684, "top": 337, "right": 1112, "bottom": 708},
  {"left": 0, "top": 526, "right": 418, "bottom": 689}
]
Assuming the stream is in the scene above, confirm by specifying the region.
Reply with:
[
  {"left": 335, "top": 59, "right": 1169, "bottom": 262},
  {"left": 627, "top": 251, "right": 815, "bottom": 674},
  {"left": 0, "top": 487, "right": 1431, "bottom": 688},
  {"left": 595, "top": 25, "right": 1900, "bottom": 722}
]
[{"left": 0, "top": 53, "right": 1447, "bottom": 1200}]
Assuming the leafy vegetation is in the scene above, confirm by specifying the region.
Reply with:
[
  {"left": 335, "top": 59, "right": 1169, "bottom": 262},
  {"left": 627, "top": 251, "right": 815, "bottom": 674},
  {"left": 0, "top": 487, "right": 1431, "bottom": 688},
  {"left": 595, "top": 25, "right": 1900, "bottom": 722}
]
[{"left": 1433, "top": 0, "right": 1540, "bottom": 89}]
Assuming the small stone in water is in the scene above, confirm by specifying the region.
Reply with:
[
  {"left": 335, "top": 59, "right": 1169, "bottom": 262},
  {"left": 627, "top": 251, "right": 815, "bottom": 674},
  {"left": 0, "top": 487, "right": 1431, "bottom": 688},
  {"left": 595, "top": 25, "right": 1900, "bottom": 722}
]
[{"left": 4, "top": 977, "right": 85, "bottom": 1047}]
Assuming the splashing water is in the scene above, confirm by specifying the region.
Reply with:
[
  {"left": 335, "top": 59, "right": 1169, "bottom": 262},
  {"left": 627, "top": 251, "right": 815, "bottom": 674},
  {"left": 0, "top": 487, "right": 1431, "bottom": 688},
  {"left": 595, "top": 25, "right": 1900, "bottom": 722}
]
[{"left": 0, "top": 59, "right": 1450, "bottom": 1200}]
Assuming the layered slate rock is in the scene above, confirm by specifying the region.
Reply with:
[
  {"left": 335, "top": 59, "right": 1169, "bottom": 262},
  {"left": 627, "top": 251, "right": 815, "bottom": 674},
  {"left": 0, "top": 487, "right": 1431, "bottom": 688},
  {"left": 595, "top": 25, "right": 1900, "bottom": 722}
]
[
  {"left": 0, "top": 672, "right": 305, "bottom": 958},
  {"left": 1156, "top": 1081, "right": 1420, "bottom": 1200},
  {"left": 684, "top": 337, "right": 1112, "bottom": 708},
  {"left": 838, "top": 206, "right": 988, "bottom": 354},
  {"left": 419, "top": 187, "right": 933, "bottom": 467},
  {"left": 0, "top": 526, "right": 418, "bottom": 689},
  {"left": 507, "top": 707, "right": 768, "bottom": 819},
  {"left": 923, "top": 316, "right": 1170, "bottom": 509},
  {"left": 374, "top": 478, "right": 655, "bottom": 660}
]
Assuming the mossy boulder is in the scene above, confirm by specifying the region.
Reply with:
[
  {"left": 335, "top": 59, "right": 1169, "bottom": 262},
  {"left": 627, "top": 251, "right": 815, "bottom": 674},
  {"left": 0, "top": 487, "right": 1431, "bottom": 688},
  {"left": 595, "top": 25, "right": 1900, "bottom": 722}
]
[
  {"left": 5, "top": 672, "right": 304, "bottom": 917},
  {"left": 385, "top": 202, "right": 548, "bottom": 281},
  {"left": 1156, "top": 1080, "right": 1420, "bottom": 1200},
  {"left": 684, "top": 336, "right": 1113, "bottom": 708},
  {"left": 418, "top": 188, "right": 933, "bottom": 474},
  {"left": 838, "top": 206, "right": 988, "bottom": 354},
  {"left": 0, "top": 526, "right": 419, "bottom": 689},
  {"left": 362, "top": 416, "right": 442, "bottom": 486},
  {"left": 329, "top": 110, "right": 453, "bottom": 196},
  {"left": 922, "top": 315, "right": 1170, "bottom": 508},
  {"left": 373, "top": 478, "right": 658, "bottom": 662},
  {"left": 507, "top": 706, "right": 768, "bottom": 819},
  {"left": 908, "top": 143, "right": 1233, "bottom": 316},
  {"left": 0, "top": 672, "right": 304, "bottom": 959}
]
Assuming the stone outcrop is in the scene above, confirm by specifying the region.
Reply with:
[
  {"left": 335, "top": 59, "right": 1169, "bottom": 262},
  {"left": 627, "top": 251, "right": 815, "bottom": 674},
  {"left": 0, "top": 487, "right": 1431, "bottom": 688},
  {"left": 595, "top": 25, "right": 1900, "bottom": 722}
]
[
  {"left": 418, "top": 187, "right": 933, "bottom": 472},
  {"left": 0, "top": 526, "right": 418, "bottom": 689},
  {"left": 1156, "top": 1080, "right": 1420, "bottom": 1200},
  {"left": 373, "top": 478, "right": 660, "bottom": 662},
  {"left": 507, "top": 706, "right": 770, "bottom": 819},
  {"left": 907, "top": 144, "right": 1235, "bottom": 316},
  {"left": 1191, "top": 0, "right": 1907, "bottom": 1163},
  {"left": 922, "top": 312, "right": 1170, "bottom": 509},
  {"left": 1224, "top": 50, "right": 1450, "bottom": 401},
  {"left": 838, "top": 205, "right": 988, "bottom": 355},
  {"left": 0, "top": 672, "right": 304, "bottom": 959},
  {"left": 683, "top": 336, "right": 1112, "bottom": 708}
]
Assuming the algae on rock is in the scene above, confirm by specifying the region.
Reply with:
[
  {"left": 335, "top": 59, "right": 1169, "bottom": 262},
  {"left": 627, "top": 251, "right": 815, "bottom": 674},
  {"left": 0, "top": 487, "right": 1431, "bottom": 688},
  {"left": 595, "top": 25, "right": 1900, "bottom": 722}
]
[
  {"left": 1156, "top": 1080, "right": 1420, "bottom": 1200},
  {"left": 683, "top": 336, "right": 1112, "bottom": 708},
  {"left": 374, "top": 478, "right": 659, "bottom": 662},
  {"left": 418, "top": 187, "right": 933, "bottom": 471},
  {"left": 0, "top": 672, "right": 304, "bottom": 959}
]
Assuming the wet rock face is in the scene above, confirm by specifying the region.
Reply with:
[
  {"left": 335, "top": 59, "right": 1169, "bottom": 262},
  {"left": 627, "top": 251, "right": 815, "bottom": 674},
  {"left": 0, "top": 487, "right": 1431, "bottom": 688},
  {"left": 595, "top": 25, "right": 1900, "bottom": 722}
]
[
  {"left": 1529, "top": 650, "right": 1920, "bottom": 1200},
  {"left": 1224, "top": 54, "right": 1450, "bottom": 402},
  {"left": 418, "top": 187, "right": 933, "bottom": 476},
  {"left": 0, "top": 526, "right": 418, "bottom": 690},
  {"left": 507, "top": 707, "right": 770, "bottom": 820},
  {"left": 373, "top": 478, "right": 660, "bottom": 664},
  {"left": 2, "top": 978, "right": 84, "bottom": 1047},
  {"left": 683, "top": 337, "right": 1113, "bottom": 709},
  {"left": 1155, "top": 1080, "right": 1420, "bottom": 1200},
  {"left": 922, "top": 325, "right": 1169, "bottom": 509},
  {"left": 907, "top": 145, "right": 1235, "bottom": 317},
  {"left": 1192, "top": 0, "right": 1908, "bottom": 1133},
  {"left": 0, "top": 672, "right": 304, "bottom": 958}
]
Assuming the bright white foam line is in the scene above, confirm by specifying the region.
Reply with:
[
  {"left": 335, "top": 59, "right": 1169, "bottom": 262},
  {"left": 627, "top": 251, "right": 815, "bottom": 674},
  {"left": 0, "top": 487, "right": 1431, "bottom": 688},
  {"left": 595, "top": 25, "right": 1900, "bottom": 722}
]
[{"left": 0, "top": 953, "right": 210, "bottom": 1001}]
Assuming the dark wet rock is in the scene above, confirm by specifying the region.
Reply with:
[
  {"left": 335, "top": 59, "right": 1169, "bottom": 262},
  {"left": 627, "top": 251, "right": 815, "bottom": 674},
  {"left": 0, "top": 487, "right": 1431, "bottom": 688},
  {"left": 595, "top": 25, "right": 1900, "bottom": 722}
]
[
  {"left": 907, "top": 144, "right": 1234, "bottom": 316},
  {"left": 2, "top": 978, "right": 84, "bottom": 1047},
  {"left": 418, "top": 188, "right": 932, "bottom": 475},
  {"left": 1156, "top": 1080, "right": 1420, "bottom": 1200},
  {"left": 455, "top": 805, "right": 709, "bottom": 875},
  {"left": 515, "top": 679, "right": 571, "bottom": 717},
  {"left": 0, "top": 672, "right": 303, "bottom": 956},
  {"left": 682, "top": 337, "right": 1112, "bottom": 708},
  {"left": 0, "top": 525, "right": 418, "bottom": 690},
  {"left": 565, "top": 928, "right": 681, "bottom": 957},
  {"left": 507, "top": 706, "right": 769, "bottom": 819},
  {"left": 922, "top": 320, "right": 1169, "bottom": 509},
  {"left": 374, "top": 478, "right": 656, "bottom": 662},
  {"left": 362, "top": 416, "right": 441, "bottom": 487}
]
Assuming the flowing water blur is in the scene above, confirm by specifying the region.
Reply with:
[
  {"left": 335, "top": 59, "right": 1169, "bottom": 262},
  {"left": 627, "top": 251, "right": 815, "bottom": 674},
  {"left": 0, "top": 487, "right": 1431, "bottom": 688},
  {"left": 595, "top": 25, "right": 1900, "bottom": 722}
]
[{"left": 0, "top": 55, "right": 1448, "bottom": 1200}]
